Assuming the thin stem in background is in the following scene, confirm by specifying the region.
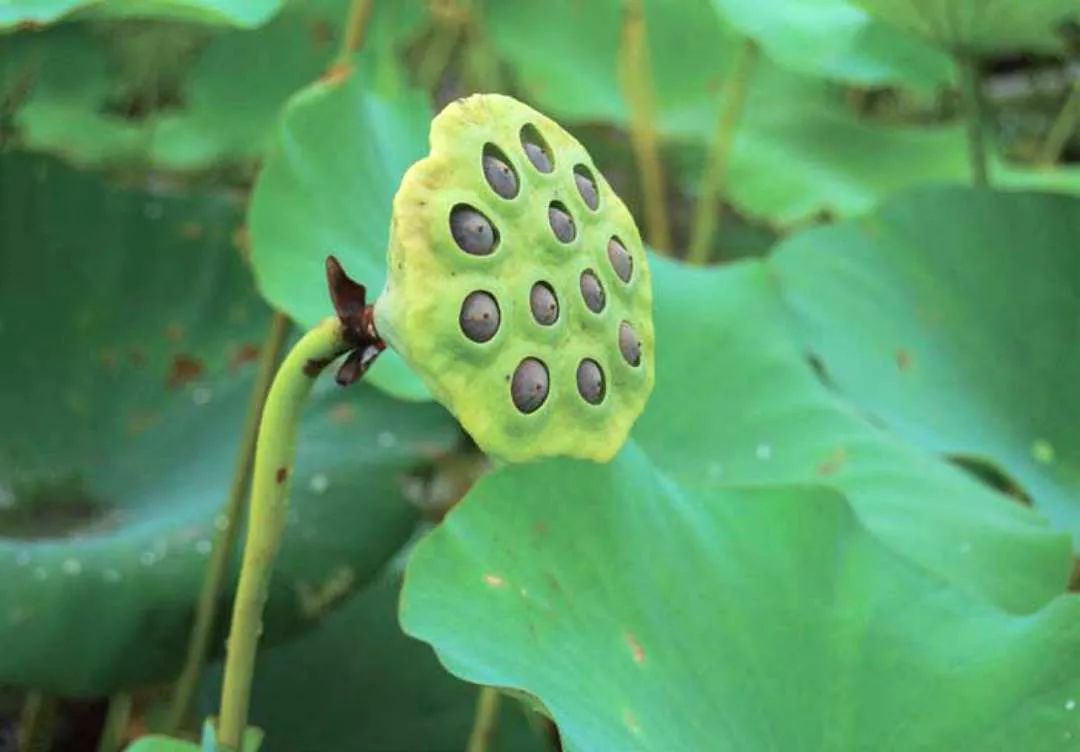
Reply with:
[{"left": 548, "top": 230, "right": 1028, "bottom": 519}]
[
  {"left": 339, "top": 0, "right": 375, "bottom": 64},
  {"left": 466, "top": 686, "right": 502, "bottom": 752},
  {"left": 957, "top": 53, "right": 989, "bottom": 187},
  {"left": 686, "top": 39, "right": 758, "bottom": 266},
  {"left": 217, "top": 317, "right": 352, "bottom": 749},
  {"left": 1037, "top": 80, "right": 1079, "bottom": 167},
  {"left": 17, "top": 692, "right": 55, "bottom": 752},
  {"left": 96, "top": 693, "right": 132, "bottom": 752},
  {"left": 164, "top": 311, "right": 292, "bottom": 735},
  {"left": 618, "top": 0, "right": 673, "bottom": 253}
]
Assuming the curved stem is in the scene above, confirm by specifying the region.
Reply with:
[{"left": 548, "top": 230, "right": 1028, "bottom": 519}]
[
  {"left": 18, "top": 692, "right": 55, "bottom": 752},
  {"left": 687, "top": 39, "right": 757, "bottom": 266},
  {"left": 217, "top": 317, "right": 351, "bottom": 749},
  {"left": 339, "top": 0, "right": 375, "bottom": 64},
  {"left": 165, "top": 312, "right": 291, "bottom": 735},
  {"left": 957, "top": 53, "right": 989, "bottom": 187},
  {"left": 1037, "top": 80, "right": 1079, "bottom": 167},
  {"left": 466, "top": 686, "right": 502, "bottom": 752},
  {"left": 618, "top": 0, "right": 672, "bottom": 253},
  {"left": 96, "top": 693, "right": 132, "bottom": 752}
]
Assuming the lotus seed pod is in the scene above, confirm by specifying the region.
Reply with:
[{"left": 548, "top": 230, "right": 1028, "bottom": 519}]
[{"left": 375, "top": 94, "right": 655, "bottom": 462}]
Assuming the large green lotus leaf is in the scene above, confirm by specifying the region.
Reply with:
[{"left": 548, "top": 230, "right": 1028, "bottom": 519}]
[
  {"left": 198, "top": 566, "right": 548, "bottom": 752},
  {"left": 248, "top": 69, "right": 433, "bottom": 401},
  {"left": 632, "top": 256, "right": 1069, "bottom": 611},
  {"left": 401, "top": 459, "right": 1080, "bottom": 751},
  {"left": 1, "top": 0, "right": 281, "bottom": 28},
  {"left": 0, "top": 153, "right": 458, "bottom": 696},
  {"left": 709, "top": 0, "right": 951, "bottom": 87},
  {"left": 851, "top": 0, "right": 1078, "bottom": 52},
  {"left": 770, "top": 188, "right": 1080, "bottom": 546},
  {"left": 5, "top": 1, "right": 424, "bottom": 171}
]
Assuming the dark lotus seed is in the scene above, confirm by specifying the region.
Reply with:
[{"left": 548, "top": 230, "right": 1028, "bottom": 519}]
[
  {"left": 607, "top": 237, "right": 632, "bottom": 283},
  {"left": 576, "top": 359, "right": 605, "bottom": 405},
  {"left": 511, "top": 358, "right": 549, "bottom": 414},
  {"left": 450, "top": 205, "right": 498, "bottom": 256},
  {"left": 459, "top": 291, "right": 500, "bottom": 343},
  {"left": 549, "top": 203, "right": 576, "bottom": 243},
  {"left": 574, "top": 166, "right": 599, "bottom": 210},
  {"left": 520, "top": 124, "right": 553, "bottom": 173},
  {"left": 619, "top": 321, "right": 641, "bottom": 366},
  {"left": 530, "top": 282, "right": 559, "bottom": 325},
  {"left": 483, "top": 148, "right": 518, "bottom": 199},
  {"left": 579, "top": 269, "right": 605, "bottom": 313}
]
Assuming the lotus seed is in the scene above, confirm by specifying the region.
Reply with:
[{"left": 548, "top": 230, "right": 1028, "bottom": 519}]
[
  {"left": 511, "top": 358, "right": 549, "bottom": 413},
  {"left": 548, "top": 202, "right": 576, "bottom": 243},
  {"left": 521, "top": 124, "right": 553, "bottom": 173},
  {"left": 530, "top": 282, "right": 559, "bottom": 325},
  {"left": 450, "top": 205, "right": 498, "bottom": 256},
  {"left": 576, "top": 359, "right": 606, "bottom": 404},
  {"left": 580, "top": 269, "right": 606, "bottom": 313},
  {"left": 460, "top": 291, "right": 501, "bottom": 342},
  {"left": 483, "top": 146, "right": 519, "bottom": 199},
  {"left": 608, "top": 237, "right": 632, "bottom": 283},
  {"left": 574, "top": 166, "right": 599, "bottom": 210},
  {"left": 619, "top": 321, "right": 641, "bottom": 366}
]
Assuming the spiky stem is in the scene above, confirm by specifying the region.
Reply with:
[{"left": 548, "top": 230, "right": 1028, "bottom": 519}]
[{"left": 216, "top": 317, "right": 352, "bottom": 748}]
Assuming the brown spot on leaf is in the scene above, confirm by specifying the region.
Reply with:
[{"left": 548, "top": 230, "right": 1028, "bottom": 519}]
[
  {"left": 330, "top": 402, "right": 356, "bottom": 424},
  {"left": 309, "top": 19, "right": 333, "bottom": 47},
  {"left": 483, "top": 573, "right": 505, "bottom": 588},
  {"left": 623, "top": 710, "right": 642, "bottom": 735},
  {"left": 165, "top": 323, "right": 186, "bottom": 342},
  {"left": 229, "top": 342, "right": 260, "bottom": 372},
  {"left": 167, "top": 354, "right": 203, "bottom": 389},
  {"left": 817, "top": 448, "right": 848, "bottom": 476},
  {"left": 179, "top": 222, "right": 204, "bottom": 240},
  {"left": 127, "top": 411, "right": 160, "bottom": 436},
  {"left": 232, "top": 225, "right": 251, "bottom": 260},
  {"left": 624, "top": 631, "right": 645, "bottom": 664},
  {"left": 99, "top": 349, "right": 119, "bottom": 370},
  {"left": 322, "top": 62, "right": 354, "bottom": 85},
  {"left": 896, "top": 348, "right": 913, "bottom": 371},
  {"left": 276, "top": 467, "right": 289, "bottom": 484},
  {"left": 533, "top": 520, "right": 549, "bottom": 536}
]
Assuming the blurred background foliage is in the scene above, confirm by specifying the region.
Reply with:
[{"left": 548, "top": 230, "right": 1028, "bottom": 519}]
[{"left": 1, "top": 0, "right": 1078, "bottom": 750}]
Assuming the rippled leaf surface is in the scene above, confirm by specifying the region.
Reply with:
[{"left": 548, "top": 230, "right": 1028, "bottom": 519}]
[
  {"left": 772, "top": 188, "right": 1080, "bottom": 545},
  {"left": 403, "top": 461, "right": 1080, "bottom": 751}
]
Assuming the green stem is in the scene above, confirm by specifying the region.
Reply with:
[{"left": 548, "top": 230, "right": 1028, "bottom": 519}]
[
  {"left": 618, "top": 0, "right": 672, "bottom": 253},
  {"left": 1037, "top": 80, "right": 1080, "bottom": 167},
  {"left": 417, "top": 16, "right": 462, "bottom": 93},
  {"left": 466, "top": 686, "right": 502, "bottom": 752},
  {"left": 338, "top": 0, "right": 375, "bottom": 64},
  {"left": 957, "top": 53, "right": 989, "bottom": 187},
  {"left": 686, "top": 39, "right": 757, "bottom": 266},
  {"left": 96, "top": 693, "right": 132, "bottom": 752},
  {"left": 217, "top": 317, "right": 351, "bottom": 749},
  {"left": 165, "top": 312, "right": 291, "bottom": 735},
  {"left": 18, "top": 692, "right": 56, "bottom": 752}
]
